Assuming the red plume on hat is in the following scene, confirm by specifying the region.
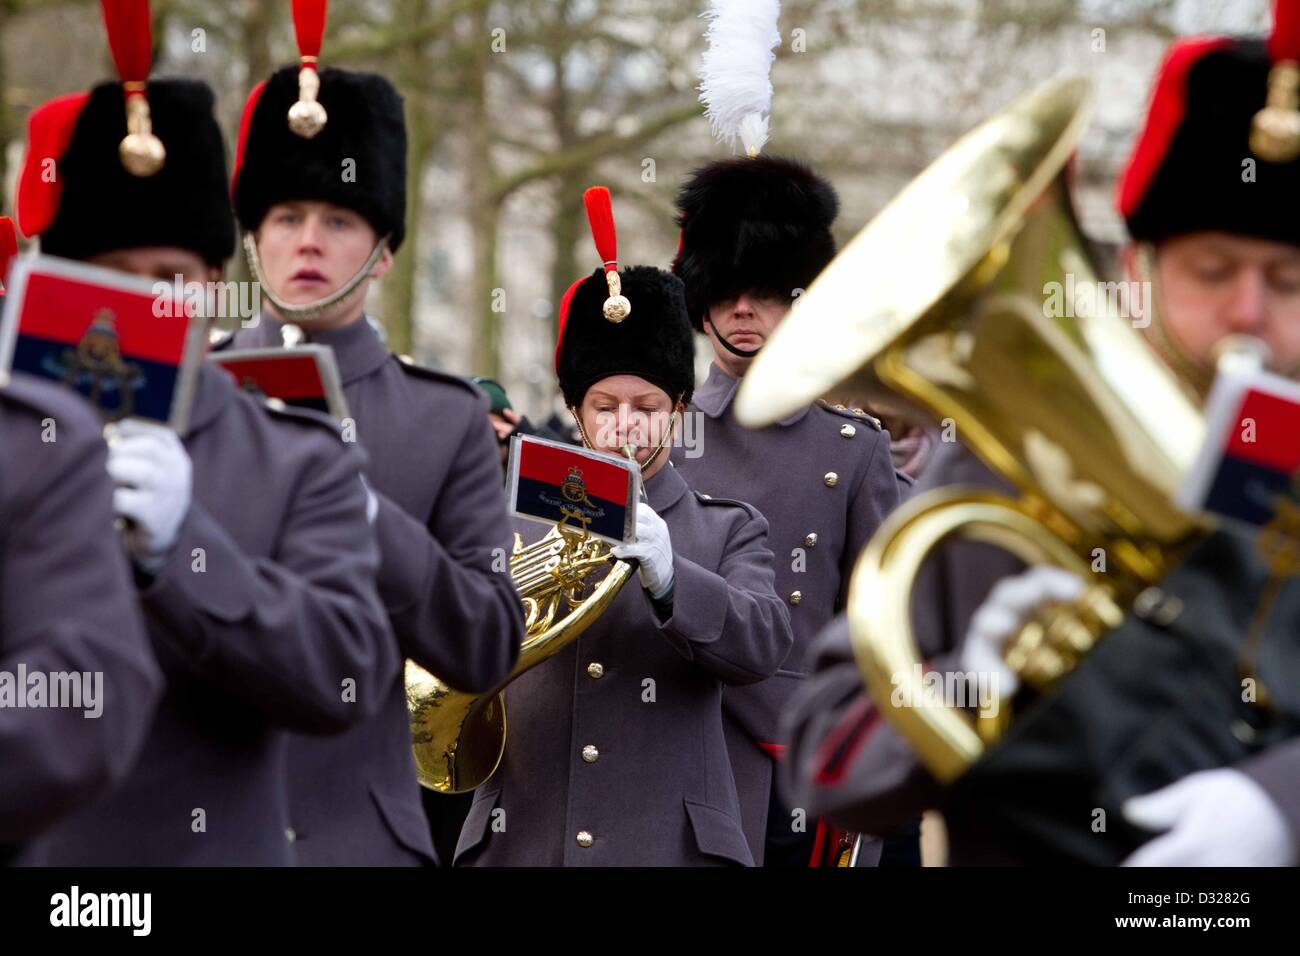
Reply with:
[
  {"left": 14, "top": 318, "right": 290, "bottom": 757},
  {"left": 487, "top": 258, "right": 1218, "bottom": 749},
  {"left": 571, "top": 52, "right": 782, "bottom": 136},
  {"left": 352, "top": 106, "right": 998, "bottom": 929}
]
[
  {"left": 1117, "top": 0, "right": 1300, "bottom": 246},
  {"left": 288, "top": 0, "right": 329, "bottom": 138},
  {"left": 0, "top": 218, "right": 17, "bottom": 294},
  {"left": 1269, "top": 0, "right": 1300, "bottom": 62},
  {"left": 16, "top": 92, "right": 91, "bottom": 239},
  {"left": 100, "top": 0, "right": 165, "bottom": 176},
  {"left": 554, "top": 186, "right": 630, "bottom": 372},
  {"left": 553, "top": 185, "right": 695, "bottom": 408},
  {"left": 583, "top": 187, "right": 632, "bottom": 324}
]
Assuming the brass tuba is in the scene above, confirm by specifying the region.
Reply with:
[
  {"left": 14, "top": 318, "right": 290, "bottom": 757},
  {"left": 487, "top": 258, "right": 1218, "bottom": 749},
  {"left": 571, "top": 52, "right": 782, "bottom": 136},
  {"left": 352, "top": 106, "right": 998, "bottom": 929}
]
[
  {"left": 734, "top": 76, "right": 1211, "bottom": 783},
  {"left": 405, "top": 511, "right": 634, "bottom": 794}
]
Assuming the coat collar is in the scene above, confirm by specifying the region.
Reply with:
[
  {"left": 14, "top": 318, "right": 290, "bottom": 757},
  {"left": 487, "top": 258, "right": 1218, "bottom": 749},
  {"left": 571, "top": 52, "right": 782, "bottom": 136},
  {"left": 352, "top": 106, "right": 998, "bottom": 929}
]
[
  {"left": 692, "top": 362, "right": 811, "bottom": 427},
  {"left": 184, "top": 362, "right": 235, "bottom": 438},
  {"left": 247, "top": 310, "right": 391, "bottom": 385},
  {"left": 644, "top": 459, "right": 689, "bottom": 513}
]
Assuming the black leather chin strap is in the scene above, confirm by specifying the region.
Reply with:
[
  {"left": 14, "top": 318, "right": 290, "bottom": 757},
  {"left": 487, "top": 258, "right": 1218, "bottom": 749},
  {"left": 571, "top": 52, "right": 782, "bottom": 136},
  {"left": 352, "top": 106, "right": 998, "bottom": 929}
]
[{"left": 705, "top": 317, "right": 762, "bottom": 358}]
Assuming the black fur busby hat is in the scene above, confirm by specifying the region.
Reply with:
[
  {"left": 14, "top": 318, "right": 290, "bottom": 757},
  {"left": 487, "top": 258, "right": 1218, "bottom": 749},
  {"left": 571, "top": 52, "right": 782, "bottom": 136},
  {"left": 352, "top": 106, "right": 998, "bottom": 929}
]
[
  {"left": 18, "top": 2, "right": 233, "bottom": 265},
  {"left": 557, "top": 266, "right": 695, "bottom": 408},
  {"left": 232, "top": 65, "right": 408, "bottom": 251},
  {"left": 1119, "top": 2, "right": 1300, "bottom": 246},
  {"left": 672, "top": 155, "right": 839, "bottom": 329},
  {"left": 18, "top": 80, "right": 234, "bottom": 266},
  {"left": 555, "top": 188, "right": 695, "bottom": 408}
]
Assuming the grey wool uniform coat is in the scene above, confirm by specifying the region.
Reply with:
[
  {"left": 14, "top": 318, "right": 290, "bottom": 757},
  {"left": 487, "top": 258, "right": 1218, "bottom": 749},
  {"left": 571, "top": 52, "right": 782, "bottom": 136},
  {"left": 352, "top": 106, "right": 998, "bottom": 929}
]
[
  {"left": 778, "top": 439, "right": 1023, "bottom": 845},
  {"left": 25, "top": 363, "right": 395, "bottom": 866},
  {"left": 793, "top": 527, "right": 1300, "bottom": 865},
  {"left": 454, "top": 461, "right": 793, "bottom": 866},
  {"left": 0, "top": 375, "right": 162, "bottom": 858},
  {"left": 225, "top": 315, "right": 523, "bottom": 864},
  {"left": 933, "top": 526, "right": 1300, "bottom": 865},
  {"left": 782, "top": 440, "right": 1300, "bottom": 865},
  {"left": 1243, "top": 739, "right": 1300, "bottom": 855},
  {"left": 671, "top": 362, "right": 901, "bottom": 864}
]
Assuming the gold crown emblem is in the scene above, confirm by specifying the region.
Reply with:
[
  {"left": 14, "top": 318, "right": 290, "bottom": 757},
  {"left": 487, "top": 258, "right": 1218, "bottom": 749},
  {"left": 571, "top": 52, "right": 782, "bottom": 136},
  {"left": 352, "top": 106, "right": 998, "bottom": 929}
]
[{"left": 561, "top": 466, "right": 588, "bottom": 502}]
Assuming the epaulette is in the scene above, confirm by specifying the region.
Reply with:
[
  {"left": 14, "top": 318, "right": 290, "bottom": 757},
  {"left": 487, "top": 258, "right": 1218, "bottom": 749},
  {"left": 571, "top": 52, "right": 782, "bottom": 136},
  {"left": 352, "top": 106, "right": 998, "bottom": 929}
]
[
  {"left": 259, "top": 396, "right": 347, "bottom": 441},
  {"left": 816, "top": 399, "right": 883, "bottom": 430},
  {"left": 693, "top": 489, "right": 760, "bottom": 519},
  {"left": 395, "top": 354, "right": 482, "bottom": 398}
]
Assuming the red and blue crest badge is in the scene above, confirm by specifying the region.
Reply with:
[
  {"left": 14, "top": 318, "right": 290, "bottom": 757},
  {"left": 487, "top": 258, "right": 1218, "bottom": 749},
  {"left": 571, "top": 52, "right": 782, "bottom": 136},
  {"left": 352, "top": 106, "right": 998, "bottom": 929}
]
[
  {"left": 1180, "top": 365, "right": 1300, "bottom": 527},
  {"left": 0, "top": 254, "right": 205, "bottom": 429},
  {"left": 507, "top": 434, "right": 638, "bottom": 544},
  {"left": 210, "top": 345, "right": 348, "bottom": 421}
]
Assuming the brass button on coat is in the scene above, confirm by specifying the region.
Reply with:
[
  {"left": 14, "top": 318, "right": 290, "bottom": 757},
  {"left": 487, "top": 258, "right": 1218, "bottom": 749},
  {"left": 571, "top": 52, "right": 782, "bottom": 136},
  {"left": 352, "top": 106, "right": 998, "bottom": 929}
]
[
  {"left": 1134, "top": 587, "right": 1185, "bottom": 626},
  {"left": 824, "top": 472, "right": 839, "bottom": 488},
  {"left": 582, "top": 745, "right": 599, "bottom": 763},
  {"left": 576, "top": 831, "right": 594, "bottom": 847},
  {"left": 789, "top": 591, "right": 803, "bottom": 605},
  {"left": 804, "top": 533, "right": 818, "bottom": 547},
  {"left": 840, "top": 424, "right": 856, "bottom": 439},
  {"left": 587, "top": 662, "right": 604, "bottom": 679}
]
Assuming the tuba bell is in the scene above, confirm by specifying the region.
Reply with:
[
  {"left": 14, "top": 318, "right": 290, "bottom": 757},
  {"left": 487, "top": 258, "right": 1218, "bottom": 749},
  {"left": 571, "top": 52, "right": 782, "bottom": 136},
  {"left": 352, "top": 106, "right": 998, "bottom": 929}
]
[
  {"left": 734, "top": 76, "right": 1213, "bottom": 783},
  {"left": 405, "top": 503, "right": 634, "bottom": 794}
]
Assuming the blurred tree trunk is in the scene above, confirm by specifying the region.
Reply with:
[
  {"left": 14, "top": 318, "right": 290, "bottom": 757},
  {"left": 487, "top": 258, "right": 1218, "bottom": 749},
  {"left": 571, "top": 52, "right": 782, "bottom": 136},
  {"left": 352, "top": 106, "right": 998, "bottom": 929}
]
[
  {"left": 222, "top": 0, "right": 279, "bottom": 290},
  {"left": 545, "top": 0, "right": 585, "bottom": 363},
  {"left": 380, "top": 0, "right": 438, "bottom": 356},
  {"left": 240, "top": 0, "right": 275, "bottom": 92},
  {"left": 382, "top": 104, "right": 435, "bottom": 356},
  {"left": 466, "top": 0, "right": 499, "bottom": 376}
]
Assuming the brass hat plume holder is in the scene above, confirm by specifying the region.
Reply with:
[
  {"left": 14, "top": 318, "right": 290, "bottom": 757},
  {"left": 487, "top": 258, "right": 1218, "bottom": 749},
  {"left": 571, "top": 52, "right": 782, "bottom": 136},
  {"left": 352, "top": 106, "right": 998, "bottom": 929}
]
[{"left": 119, "top": 84, "right": 165, "bottom": 177}]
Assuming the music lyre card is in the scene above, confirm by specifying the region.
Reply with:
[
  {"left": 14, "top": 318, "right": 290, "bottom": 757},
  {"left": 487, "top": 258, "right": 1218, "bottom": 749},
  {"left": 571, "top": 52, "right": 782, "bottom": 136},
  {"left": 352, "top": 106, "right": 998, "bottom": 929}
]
[
  {"left": 1179, "top": 365, "right": 1300, "bottom": 528},
  {"left": 210, "top": 345, "right": 349, "bottom": 422},
  {"left": 0, "top": 254, "right": 205, "bottom": 431},
  {"left": 507, "top": 433, "right": 639, "bottom": 545}
]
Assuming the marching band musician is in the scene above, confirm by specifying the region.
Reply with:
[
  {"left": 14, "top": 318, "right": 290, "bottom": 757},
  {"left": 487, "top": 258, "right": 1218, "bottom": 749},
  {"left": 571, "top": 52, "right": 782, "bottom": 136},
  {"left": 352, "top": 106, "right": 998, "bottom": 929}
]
[
  {"left": 15, "top": 1, "right": 396, "bottom": 865},
  {"left": 454, "top": 188, "right": 793, "bottom": 866},
  {"left": 780, "top": 0, "right": 1300, "bottom": 866},
  {"left": 0, "top": 374, "right": 161, "bottom": 863},
  {"left": 669, "top": 156, "right": 904, "bottom": 866},
  {"left": 220, "top": 0, "right": 524, "bottom": 865}
]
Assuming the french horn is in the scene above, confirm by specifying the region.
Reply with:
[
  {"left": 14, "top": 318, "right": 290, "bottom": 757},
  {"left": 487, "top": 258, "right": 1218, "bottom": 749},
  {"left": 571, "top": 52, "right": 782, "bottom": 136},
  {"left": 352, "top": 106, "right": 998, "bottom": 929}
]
[{"left": 405, "top": 508, "right": 634, "bottom": 794}]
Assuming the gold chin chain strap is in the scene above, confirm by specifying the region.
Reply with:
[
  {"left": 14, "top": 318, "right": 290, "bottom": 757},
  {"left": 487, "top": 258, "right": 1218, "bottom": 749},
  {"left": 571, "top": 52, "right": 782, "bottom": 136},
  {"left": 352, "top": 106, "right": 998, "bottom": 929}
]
[
  {"left": 1135, "top": 243, "right": 1217, "bottom": 399},
  {"left": 568, "top": 399, "right": 682, "bottom": 476},
  {"left": 243, "top": 232, "right": 390, "bottom": 324}
]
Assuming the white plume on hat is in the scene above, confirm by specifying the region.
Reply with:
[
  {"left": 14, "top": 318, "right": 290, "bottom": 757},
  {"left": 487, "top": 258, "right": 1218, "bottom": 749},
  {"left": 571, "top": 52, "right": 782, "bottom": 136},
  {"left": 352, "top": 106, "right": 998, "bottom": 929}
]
[{"left": 698, "top": 0, "right": 782, "bottom": 157}]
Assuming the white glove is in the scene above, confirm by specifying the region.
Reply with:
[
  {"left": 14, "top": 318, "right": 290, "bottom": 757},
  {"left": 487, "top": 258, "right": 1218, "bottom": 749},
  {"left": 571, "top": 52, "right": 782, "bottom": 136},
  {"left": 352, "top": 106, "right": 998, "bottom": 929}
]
[
  {"left": 106, "top": 419, "right": 193, "bottom": 574},
  {"left": 612, "top": 502, "right": 675, "bottom": 601},
  {"left": 1122, "top": 768, "right": 1297, "bottom": 866},
  {"left": 359, "top": 474, "right": 379, "bottom": 524},
  {"left": 961, "top": 565, "right": 1084, "bottom": 697}
]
